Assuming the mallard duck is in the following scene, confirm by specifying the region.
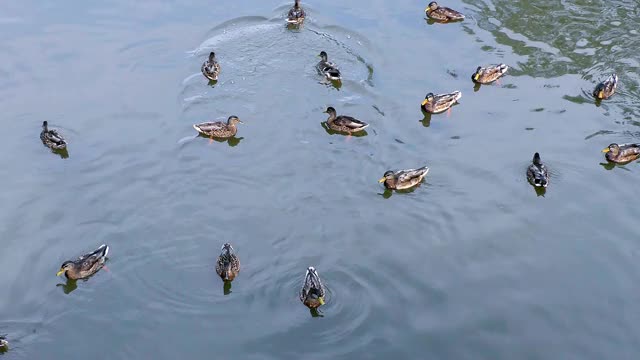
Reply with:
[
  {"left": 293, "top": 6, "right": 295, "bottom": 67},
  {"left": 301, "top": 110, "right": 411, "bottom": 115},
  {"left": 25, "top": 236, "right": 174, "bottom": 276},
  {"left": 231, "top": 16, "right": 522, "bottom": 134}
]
[
  {"left": 0, "top": 335, "right": 7, "bottom": 349},
  {"left": 193, "top": 116, "right": 243, "bottom": 139},
  {"left": 421, "top": 91, "right": 461, "bottom": 114},
  {"left": 379, "top": 166, "right": 430, "bottom": 190},
  {"left": 425, "top": 1, "right": 464, "bottom": 22},
  {"left": 215, "top": 243, "right": 240, "bottom": 282},
  {"left": 472, "top": 64, "right": 508, "bottom": 84},
  {"left": 602, "top": 143, "right": 640, "bottom": 163},
  {"left": 300, "top": 267, "right": 325, "bottom": 308},
  {"left": 526, "top": 153, "right": 549, "bottom": 188},
  {"left": 593, "top": 73, "right": 617, "bottom": 100},
  {"left": 56, "top": 244, "right": 109, "bottom": 280},
  {"left": 317, "top": 51, "right": 341, "bottom": 81},
  {"left": 287, "top": 0, "right": 306, "bottom": 24},
  {"left": 323, "top": 107, "right": 369, "bottom": 134},
  {"left": 40, "top": 121, "right": 67, "bottom": 150},
  {"left": 201, "top": 52, "right": 221, "bottom": 81}
]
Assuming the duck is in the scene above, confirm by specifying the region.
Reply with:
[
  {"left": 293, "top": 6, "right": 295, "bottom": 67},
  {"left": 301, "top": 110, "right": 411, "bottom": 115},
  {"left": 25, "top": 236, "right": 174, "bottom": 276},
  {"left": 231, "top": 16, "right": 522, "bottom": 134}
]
[
  {"left": 593, "top": 73, "right": 618, "bottom": 100},
  {"left": 287, "top": 0, "right": 306, "bottom": 24},
  {"left": 300, "top": 267, "right": 325, "bottom": 308},
  {"left": 421, "top": 91, "right": 461, "bottom": 114},
  {"left": 201, "top": 52, "right": 221, "bottom": 81},
  {"left": 472, "top": 64, "right": 509, "bottom": 84},
  {"left": 0, "top": 335, "right": 7, "bottom": 349},
  {"left": 40, "top": 121, "right": 67, "bottom": 150},
  {"left": 323, "top": 107, "right": 369, "bottom": 134},
  {"left": 317, "top": 51, "right": 341, "bottom": 81},
  {"left": 215, "top": 243, "right": 241, "bottom": 282},
  {"left": 425, "top": 1, "right": 464, "bottom": 22},
  {"left": 526, "top": 153, "right": 549, "bottom": 188},
  {"left": 193, "top": 116, "right": 243, "bottom": 139},
  {"left": 56, "top": 244, "right": 109, "bottom": 280},
  {"left": 379, "top": 166, "right": 430, "bottom": 190},
  {"left": 602, "top": 143, "right": 640, "bottom": 163}
]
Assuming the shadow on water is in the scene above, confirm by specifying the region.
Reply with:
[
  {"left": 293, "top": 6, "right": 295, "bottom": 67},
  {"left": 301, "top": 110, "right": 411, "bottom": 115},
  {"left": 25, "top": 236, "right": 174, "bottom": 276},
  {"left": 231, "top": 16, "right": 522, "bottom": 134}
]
[
  {"left": 530, "top": 184, "right": 547, "bottom": 197},
  {"left": 223, "top": 281, "right": 232, "bottom": 295},
  {"left": 196, "top": 134, "right": 244, "bottom": 147},
  {"left": 309, "top": 307, "right": 324, "bottom": 318},
  {"left": 207, "top": 79, "right": 218, "bottom": 87},
  {"left": 420, "top": 112, "right": 432, "bottom": 127},
  {"left": 56, "top": 279, "right": 78, "bottom": 294}
]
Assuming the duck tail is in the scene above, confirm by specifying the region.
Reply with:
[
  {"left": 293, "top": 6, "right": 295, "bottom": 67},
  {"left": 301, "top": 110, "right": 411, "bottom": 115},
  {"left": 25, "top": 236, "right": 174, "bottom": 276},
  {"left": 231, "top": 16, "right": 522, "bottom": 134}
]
[
  {"left": 498, "top": 64, "right": 509, "bottom": 74},
  {"left": 452, "top": 91, "right": 462, "bottom": 101},
  {"left": 98, "top": 244, "right": 109, "bottom": 257},
  {"left": 327, "top": 69, "right": 341, "bottom": 81}
]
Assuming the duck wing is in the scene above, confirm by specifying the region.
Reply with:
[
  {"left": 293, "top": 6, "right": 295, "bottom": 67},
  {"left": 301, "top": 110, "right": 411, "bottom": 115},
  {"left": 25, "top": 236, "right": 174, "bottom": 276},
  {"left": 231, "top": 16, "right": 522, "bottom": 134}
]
[
  {"left": 333, "top": 115, "right": 369, "bottom": 129},
  {"left": 193, "top": 121, "right": 225, "bottom": 133},
  {"left": 397, "top": 166, "right": 429, "bottom": 183},
  {"left": 46, "top": 129, "right": 66, "bottom": 145},
  {"left": 619, "top": 143, "right": 640, "bottom": 155},
  {"left": 76, "top": 244, "right": 109, "bottom": 269},
  {"left": 476, "top": 64, "right": 508, "bottom": 82}
]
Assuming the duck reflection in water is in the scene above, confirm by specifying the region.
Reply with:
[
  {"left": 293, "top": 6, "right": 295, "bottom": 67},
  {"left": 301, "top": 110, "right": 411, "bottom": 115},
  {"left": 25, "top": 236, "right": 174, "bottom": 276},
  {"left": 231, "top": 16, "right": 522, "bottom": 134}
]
[{"left": 56, "top": 278, "right": 78, "bottom": 294}]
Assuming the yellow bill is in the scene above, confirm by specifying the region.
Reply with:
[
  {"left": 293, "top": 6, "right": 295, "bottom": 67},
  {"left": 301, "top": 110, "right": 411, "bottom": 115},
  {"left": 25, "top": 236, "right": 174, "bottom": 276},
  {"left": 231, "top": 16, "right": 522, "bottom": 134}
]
[
  {"left": 474, "top": 73, "right": 480, "bottom": 80},
  {"left": 601, "top": 148, "right": 610, "bottom": 153},
  {"left": 319, "top": 297, "right": 325, "bottom": 305},
  {"left": 56, "top": 269, "right": 65, "bottom": 276},
  {"left": 421, "top": 99, "right": 429, "bottom": 106},
  {"left": 378, "top": 177, "right": 386, "bottom": 183},
  {"left": 598, "top": 91, "right": 604, "bottom": 99}
]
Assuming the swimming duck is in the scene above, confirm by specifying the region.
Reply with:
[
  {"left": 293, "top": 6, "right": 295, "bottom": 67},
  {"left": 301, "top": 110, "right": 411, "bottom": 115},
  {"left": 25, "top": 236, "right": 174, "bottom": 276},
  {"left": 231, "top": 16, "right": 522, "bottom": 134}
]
[
  {"left": 40, "top": 121, "right": 67, "bottom": 150},
  {"left": 526, "top": 153, "right": 549, "bottom": 188},
  {"left": 201, "top": 52, "right": 221, "bottom": 81},
  {"left": 593, "top": 73, "right": 617, "bottom": 100},
  {"left": 379, "top": 166, "right": 430, "bottom": 190},
  {"left": 193, "top": 116, "right": 243, "bottom": 139},
  {"left": 323, "top": 107, "right": 369, "bottom": 134},
  {"left": 425, "top": 1, "right": 464, "bottom": 22},
  {"left": 56, "top": 244, "right": 109, "bottom": 280},
  {"left": 602, "top": 143, "right": 640, "bottom": 163},
  {"left": 287, "top": 0, "right": 306, "bottom": 24},
  {"left": 317, "top": 51, "right": 341, "bottom": 81},
  {"left": 472, "top": 64, "right": 508, "bottom": 84},
  {"left": 421, "top": 91, "right": 461, "bottom": 114},
  {"left": 0, "top": 335, "right": 7, "bottom": 349},
  {"left": 215, "top": 243, "right": 241, "bottom": 282},
  {"left": 300, "top": 267, "right": 325, "bottom": 308}
]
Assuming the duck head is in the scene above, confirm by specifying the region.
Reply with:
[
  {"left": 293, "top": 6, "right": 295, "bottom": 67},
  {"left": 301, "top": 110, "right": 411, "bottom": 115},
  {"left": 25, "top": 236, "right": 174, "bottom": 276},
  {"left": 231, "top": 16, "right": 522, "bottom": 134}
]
[
  {"left": 227, "top": 116, "right": 243, "bottom": 125},
  {"left": 602, "top": 143, "right": 620, "bottom": 156},
  {"left": 56, "top": 261, "right": 74, "bottom": 277}
]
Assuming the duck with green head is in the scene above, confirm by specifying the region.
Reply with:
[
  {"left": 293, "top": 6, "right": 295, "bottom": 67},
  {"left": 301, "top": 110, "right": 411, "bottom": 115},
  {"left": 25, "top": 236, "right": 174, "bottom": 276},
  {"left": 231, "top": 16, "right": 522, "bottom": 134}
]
[
  {"left": 56, "top": 244, "right": 109, "bottom": 280},
  {"left": 379, "top": 166, "right": 429, "bottom": 190},
  {"left": 425, "top": 1, "right": 464, "bottom": 22},
  {"left": 201, "top": 51, "right": 221, "bottom": 81},
  {"left": 472, "top": 64, "right": 508, "bottom": 84},
  {"left": 193, "top": 116, "right": 243, "bottom": 139},
  {"left": 593, "top": 73, "right": 617, "bottom": 100},
  {"left": 40, "top": 121, "right": 67, "bottom": 150},
  {"left": 602, "top": 143, "right": 640, "bottom": 163},
  {"left": 215, "top": 243, "right": 241, "bottom": 282},
  {"left": 300, "top": 267, "right": 325, "bottom": 308},
  {"left": 421, "top": 91, "right": 461, "bottom": 114}
]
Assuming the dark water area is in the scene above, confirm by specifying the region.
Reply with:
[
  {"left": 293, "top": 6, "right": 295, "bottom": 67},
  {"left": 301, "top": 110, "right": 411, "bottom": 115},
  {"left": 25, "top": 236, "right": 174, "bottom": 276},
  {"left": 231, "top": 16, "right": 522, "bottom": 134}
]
[{"left": 1, "top": 0, "right": 640, "bottom": 358}]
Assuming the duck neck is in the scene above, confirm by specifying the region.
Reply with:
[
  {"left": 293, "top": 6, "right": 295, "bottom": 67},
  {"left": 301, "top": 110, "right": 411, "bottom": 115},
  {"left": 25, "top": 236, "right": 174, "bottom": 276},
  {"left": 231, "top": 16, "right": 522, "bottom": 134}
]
[
  {"left": 326, "top": 112, "right": 336, "bottom": 124},
  {"left": 294, "top": 0, "right": 300, "bottom": 8}
]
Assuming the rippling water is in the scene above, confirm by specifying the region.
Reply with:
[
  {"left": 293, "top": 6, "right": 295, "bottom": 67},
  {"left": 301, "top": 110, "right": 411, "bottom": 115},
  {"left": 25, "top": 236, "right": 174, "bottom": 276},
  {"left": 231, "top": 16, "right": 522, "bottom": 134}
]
[{"left": 1, "top": 0, "right": 640, "bottom": 358}]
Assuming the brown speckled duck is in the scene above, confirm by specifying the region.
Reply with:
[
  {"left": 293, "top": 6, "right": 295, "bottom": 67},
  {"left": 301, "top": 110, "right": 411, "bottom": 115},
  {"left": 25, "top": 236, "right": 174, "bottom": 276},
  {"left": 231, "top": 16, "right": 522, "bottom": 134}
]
[
  {"left": 472, "top": 64, "right": 509, "bottom": 84},
  {"left": 324, "top": 107, "right": 369, "bottom": 134},
  {"left": 379, "top": 166, "right": 430, "bottom": 190},
  {"left": 193, "top": 116, "right": 243, "bottom": 139},
  {"left": 602, "top": 143, "right": 640, "bottom": 163},
  {"left": 215, "top": 243, "right": 241, "bottom": 282},
  {"left": 300, "top": 267, "right": 325, "bottom": 308},
  {"left": 287, "top": 0, "right": 306, "bottom": 24},
  {"left": 40, "top": 121, "right": 67, "bottom": 150},
  {"left": 201, "top": 52, "right": 221, "bottom": 81},
  {"left": 425, "top": 1, "right": 464, "bottom": 22},
  {"left": 56, "top": 244, "right": 109, "bottom": 280},
  {"left": 421, "top": 91, "right": 461, "bottom": 114}
]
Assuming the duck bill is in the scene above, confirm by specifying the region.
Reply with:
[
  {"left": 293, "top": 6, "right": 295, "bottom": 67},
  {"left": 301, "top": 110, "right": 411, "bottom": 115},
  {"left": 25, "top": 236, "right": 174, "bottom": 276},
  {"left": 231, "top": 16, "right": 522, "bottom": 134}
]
[
  {"left": 56, "top": 269, "right": 65, "bottom": 276},
  {"left": 378, "top": 177, "right": 386, "bottom": 183},
  {"left": 601, "top": 148, "right": 610, "bottom": 153},
  {"left": 421, "top": 99, "right": 429, "bottom": 106},
  {"left": 318, "top": 297, "right": 325, "bottom": 305}
]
